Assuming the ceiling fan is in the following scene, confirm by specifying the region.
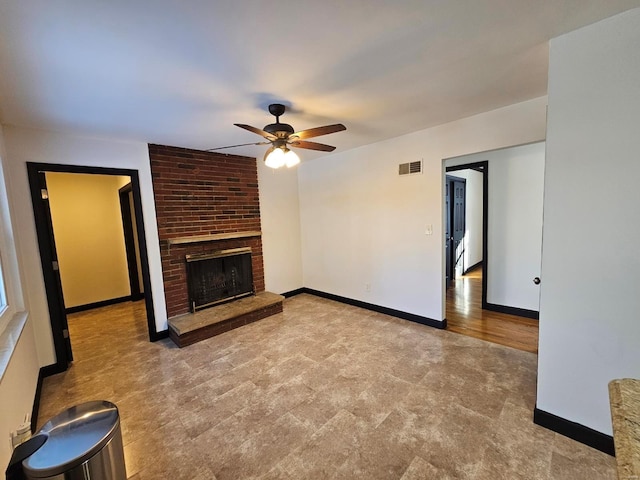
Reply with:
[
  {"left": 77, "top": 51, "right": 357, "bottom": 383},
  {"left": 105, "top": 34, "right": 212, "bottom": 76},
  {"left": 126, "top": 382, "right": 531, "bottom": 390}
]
[{"left": 208, "top": 104, "right": 346, "bottom": 168}]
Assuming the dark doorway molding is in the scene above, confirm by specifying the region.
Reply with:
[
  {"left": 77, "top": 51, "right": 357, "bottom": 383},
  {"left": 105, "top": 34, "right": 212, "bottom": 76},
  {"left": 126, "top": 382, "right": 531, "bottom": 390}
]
[
  {"left": 445, "top": 161, "right": 489, "bottom": 309},
  {"left": 119, "top": 183, "right": 145, "bottom": 302},
  {"left": 27, "top": 162, "right": 159, "bottom": 373}
]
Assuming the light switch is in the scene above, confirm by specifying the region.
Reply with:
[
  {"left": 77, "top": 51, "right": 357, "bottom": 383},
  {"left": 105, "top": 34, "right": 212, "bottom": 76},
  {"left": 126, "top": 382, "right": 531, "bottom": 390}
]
[{"left": 425, "top": 224, "right": 433, "bottom": 235}]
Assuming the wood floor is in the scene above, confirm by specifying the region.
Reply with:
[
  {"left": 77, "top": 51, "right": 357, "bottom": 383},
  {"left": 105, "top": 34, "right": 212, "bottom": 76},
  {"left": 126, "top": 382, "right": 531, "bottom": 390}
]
[{"left": 446, "top": 267, "right": 539, "bottom": 353}]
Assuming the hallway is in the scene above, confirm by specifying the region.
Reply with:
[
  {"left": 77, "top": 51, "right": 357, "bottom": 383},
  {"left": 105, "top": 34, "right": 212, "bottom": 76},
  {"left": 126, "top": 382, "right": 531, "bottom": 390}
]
[{"left": 446, "top": 268, "right": 539, "bottom": 354}]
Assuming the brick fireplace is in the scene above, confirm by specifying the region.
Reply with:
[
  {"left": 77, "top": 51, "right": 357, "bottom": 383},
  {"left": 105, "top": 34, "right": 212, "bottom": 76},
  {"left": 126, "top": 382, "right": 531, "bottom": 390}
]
[{"left": 149, "top": 144, "right": 265, "bottom": 319}]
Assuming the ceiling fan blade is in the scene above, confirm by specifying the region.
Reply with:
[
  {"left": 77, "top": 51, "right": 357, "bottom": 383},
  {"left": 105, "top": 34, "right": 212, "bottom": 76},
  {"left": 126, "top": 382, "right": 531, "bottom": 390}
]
[
  {"left": 291, "top": 124, "right": 346, "bottom": 140},
  {"left": 234, "top": 123, "right": 278, "bottom": 141},
  {"left": 206, "top": 141, "right": 270, "bottom": 152},
  {"left": 289, "top": 140, "right": 336, "bottom": 152}
]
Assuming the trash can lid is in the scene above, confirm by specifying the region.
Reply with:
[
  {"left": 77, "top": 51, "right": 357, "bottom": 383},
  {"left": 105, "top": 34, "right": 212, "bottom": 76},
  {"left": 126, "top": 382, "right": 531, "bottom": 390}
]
[{"left": 23, "top": 400, "right": 120, "bottom": 477}]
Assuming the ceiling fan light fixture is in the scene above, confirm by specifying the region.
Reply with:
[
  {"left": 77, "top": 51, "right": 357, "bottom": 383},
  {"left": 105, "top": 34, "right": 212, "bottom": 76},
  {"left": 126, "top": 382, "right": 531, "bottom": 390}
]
[
  {"left": 264, "top": 147, "right": 286, "bottom": 169},
  {"left": 264, "top": 145, "right": 300, "bottom": 169},
  {"left": 284, "top": 149, "right": 300, "bottom": 168}
]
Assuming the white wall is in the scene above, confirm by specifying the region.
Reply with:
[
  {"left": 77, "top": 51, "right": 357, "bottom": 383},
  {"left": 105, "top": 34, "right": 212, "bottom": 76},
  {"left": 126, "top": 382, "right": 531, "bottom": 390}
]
[
  {"left": 257, "top": 161, "right": 303, "bottom": 294},
  {"left": 445, "top": 169, "right": 483, "bottom": 272},
  {"left": 0, "top": 315, "right": 39, "bottom": 468},
  {"left": 299, "top": 97, "right": 547, "bottom": 321},
  {"left": 447, "top": 142, "right": 545, "bottom": 312},
  {"left": 537, "top": 8, "right": 640, "bottom": 435},
  {"left": 0, "top": 125, "right": 40, "bottom": 469},
  {"left": 2, "top": 126, "right": 167, "bottom": 366},
  {"left": 46, "top": 173, "right": 131, "bottom": 308}
]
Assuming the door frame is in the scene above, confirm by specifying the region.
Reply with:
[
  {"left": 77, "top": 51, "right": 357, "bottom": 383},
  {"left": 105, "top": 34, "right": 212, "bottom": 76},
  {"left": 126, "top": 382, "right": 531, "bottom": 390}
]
[
  {"left": 445, "top": 160, "right": 489, "bottom": 309},
  {"left": 119, "top": 183, "right": 144, "bottom": 302},
  {"left": 27, "top": 162, "right": 159, "bottom": 372}
]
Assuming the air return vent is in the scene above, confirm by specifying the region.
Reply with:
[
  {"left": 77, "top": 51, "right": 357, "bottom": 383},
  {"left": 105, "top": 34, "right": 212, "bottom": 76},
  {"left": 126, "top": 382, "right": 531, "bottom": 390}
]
[{"left": 399, "top": 160, "right": 422, "bottom": 176}]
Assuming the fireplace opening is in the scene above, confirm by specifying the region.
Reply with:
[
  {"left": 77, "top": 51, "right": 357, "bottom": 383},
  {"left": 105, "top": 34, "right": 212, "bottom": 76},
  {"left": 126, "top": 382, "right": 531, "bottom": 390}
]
[{"left": 186, "top": 247, "right": 254, "bottom": 312}]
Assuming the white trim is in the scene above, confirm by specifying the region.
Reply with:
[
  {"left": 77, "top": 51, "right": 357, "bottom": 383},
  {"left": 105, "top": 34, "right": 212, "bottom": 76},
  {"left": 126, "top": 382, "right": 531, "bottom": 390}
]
[
  {"left": 0, "top": 124, "right": 26, "bottom": 336},
  {"left": 0, "top": 311, "right": 28, "bottom": 382}
]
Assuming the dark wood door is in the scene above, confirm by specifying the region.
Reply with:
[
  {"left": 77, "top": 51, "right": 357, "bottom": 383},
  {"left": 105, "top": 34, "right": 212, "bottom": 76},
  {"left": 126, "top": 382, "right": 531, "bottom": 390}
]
[
  {"left": 445, "top": 181, "right": 451, "bottom": 288},
  {"left": 28, "top": 168, "right": 73, "bottom": 367},
  {"left": 446, "top": 176, "right": 466, "bottom": 287},
  {"left": 452, "top": 179, "right": 466, "bottom": 274},
  {"left": 119, "top": 183, "right": 144, "bottom": 301}
]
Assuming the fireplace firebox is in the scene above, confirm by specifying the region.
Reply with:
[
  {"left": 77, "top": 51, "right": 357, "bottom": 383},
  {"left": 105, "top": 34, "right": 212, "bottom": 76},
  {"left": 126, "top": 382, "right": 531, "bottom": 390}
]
[{"left": 186, "top": 247, "right": 254, "bottom": 312}]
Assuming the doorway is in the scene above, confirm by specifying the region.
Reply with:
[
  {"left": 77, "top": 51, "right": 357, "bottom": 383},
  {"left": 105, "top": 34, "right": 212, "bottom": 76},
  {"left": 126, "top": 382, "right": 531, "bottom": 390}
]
[
  {"left": 444, "top": 160, "right": 540, "bottom": 353},
  {"left": 445, "top": 162, "right": 488, "bottom": 306},
  {"left": 27, "top": 162, "right": 158, "bottom": 373},
  {"left": 442, "top": 142, "right": 546, "bottom": 353}
]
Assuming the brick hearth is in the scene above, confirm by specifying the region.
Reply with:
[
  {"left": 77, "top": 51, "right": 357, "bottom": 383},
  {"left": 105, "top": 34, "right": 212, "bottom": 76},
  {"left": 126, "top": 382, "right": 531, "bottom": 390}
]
[{"left": 168, "top": 292, "right": 284, "bottom": 347}]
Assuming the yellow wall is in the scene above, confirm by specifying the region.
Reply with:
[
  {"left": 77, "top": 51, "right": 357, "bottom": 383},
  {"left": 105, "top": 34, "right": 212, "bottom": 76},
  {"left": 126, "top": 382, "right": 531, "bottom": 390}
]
[{"left": 46, "top": 172, "right": 131, "bottom": 308}]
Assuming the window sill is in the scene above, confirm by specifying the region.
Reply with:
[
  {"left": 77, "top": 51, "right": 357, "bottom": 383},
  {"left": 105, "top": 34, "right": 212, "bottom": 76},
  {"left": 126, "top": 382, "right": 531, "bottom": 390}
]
[{"left": 0, "top": 311, "right": 28, "bottom": 382}]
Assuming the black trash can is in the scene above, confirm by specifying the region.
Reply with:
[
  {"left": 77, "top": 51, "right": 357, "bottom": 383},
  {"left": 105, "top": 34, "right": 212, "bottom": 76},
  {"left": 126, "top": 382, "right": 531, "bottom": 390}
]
[{"left": 17, "top": 400, "right": 126, "bottom": 480}]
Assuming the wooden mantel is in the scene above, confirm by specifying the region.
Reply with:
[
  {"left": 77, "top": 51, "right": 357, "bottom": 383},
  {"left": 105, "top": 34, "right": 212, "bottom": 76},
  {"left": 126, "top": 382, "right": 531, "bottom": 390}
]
[{"left": 167, "top": 230, "right": 262, "bottom": 246}]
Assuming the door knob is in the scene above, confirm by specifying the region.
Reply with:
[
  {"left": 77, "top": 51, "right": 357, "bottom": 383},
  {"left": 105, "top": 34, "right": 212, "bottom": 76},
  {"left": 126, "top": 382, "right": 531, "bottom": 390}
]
[{"left": 533, "top": 277, "right": 541, "bottom": 285}]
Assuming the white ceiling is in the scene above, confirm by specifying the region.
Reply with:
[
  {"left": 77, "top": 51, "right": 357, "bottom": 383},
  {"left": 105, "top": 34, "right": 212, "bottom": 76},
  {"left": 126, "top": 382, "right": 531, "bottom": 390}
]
[{"left": 0, "top": 1, "right": 639, "bottom": 160}]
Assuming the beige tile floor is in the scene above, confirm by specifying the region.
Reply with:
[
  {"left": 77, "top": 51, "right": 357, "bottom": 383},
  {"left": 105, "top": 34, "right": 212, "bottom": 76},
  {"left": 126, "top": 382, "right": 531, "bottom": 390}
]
[{"left": 38, "top": 294, "right": 616, "bottom": 479}]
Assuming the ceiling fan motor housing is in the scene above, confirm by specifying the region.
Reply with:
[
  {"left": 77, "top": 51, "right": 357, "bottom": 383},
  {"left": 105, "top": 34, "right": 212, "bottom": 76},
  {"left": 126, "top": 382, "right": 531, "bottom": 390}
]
[{"left": 263, "top": 122, "right": 294, "bottom": 136}]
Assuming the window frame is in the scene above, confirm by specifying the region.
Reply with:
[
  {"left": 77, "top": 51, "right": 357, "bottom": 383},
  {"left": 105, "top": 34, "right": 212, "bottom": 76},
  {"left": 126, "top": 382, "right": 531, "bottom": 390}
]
[
  {"left": 0, "top": 147, "right": 24, "bottom": 336},
  {"left": 0, "top": 250, "right": 8, "bottom": 316}
]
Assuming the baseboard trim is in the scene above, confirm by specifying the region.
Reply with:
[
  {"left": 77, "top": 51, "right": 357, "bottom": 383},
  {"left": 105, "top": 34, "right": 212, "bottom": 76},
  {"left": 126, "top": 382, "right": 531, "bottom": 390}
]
[
  {"left": 533, "top": 407, "right": 614, "bottom": 456},
  {"left": 66, "top": 295, "right": 132, "bottom": 314},
  {"left": 31, "top": 364, "right": 65, "bottom": 431},
  {"left": 485, "top": 302, "right": 539, "bottom": 320},
  {"left": 463, "top": 260, "right": 483, "bottom": 275},
  {"left": 31, "top": 369, "right": 45, "bottom": 432},
  {"left": 302, "top": 288, "right": 446, "bottom": 329},
  {"left": 41, "top": 363, "right": 66, "bottom": 377},
  {"left": 281, "top": 288, "right": 306, "bottom": 298},
  {"left": 150, "top": 329, "right": 169, "bottom": 342}
]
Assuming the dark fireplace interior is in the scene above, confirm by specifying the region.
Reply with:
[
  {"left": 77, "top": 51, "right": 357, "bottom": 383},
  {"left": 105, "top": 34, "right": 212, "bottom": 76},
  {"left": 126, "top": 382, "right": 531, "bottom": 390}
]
[{"left": 186, "top": 248, "right": 254, "bottom": 312}]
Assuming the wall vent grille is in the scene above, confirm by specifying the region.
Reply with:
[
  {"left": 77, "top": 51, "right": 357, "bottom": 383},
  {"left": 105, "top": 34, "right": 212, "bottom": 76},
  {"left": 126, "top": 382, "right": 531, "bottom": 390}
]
[{"left": 399, "top": 160, "right": 422, "bottom": 176}]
